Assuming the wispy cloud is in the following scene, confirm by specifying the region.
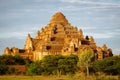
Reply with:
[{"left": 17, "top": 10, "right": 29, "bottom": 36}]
[
  {"left": 0, "top": 24, "right": 42, "bottom": 39},
  {"left": 60, "top": 0, "right": 120, "bottom": 6},
  {"left": 0, "top": 32, "right": 30, "bottom": 39},
  {"left": 113, "top": 48, "right": 120, "bottom": 55},
  {"left": 59, "top": 0, "right": 120, "bottom": 11},
  {"left": 82, "top": 26, "right": 120, "bottom": 39},
  {"left": 84, "top": 32, "right": 113, "bottom": 39}
]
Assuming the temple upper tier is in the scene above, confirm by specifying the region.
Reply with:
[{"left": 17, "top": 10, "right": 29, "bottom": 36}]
[{"left": 50, "top": 12, "right": 69, "bottom": 25}]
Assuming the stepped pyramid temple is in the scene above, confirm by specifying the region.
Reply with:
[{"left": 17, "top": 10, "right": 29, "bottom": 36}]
[{"left": 3, "top": 12, "right": 113, "bottom": 61}]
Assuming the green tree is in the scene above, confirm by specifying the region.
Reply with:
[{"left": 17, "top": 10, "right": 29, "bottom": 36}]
[
  {"left": 26, "top": 61, "right": 43, "bottom": 75},
  {"left": 0, "top": 64, "right": 8, "bottom": 75},
  {"left": 0, "top": 55, "right": 15, "bottom": 65},
  {"left": 94, "top": 56, "right": 120, "bottom": 75},
  {"left": 58, "top": 54, "right": 78, "bottom": 75},
  {"left": 14, "top": 55, "right": 25, "bottom": 65},
  {"left": 41, "top": 55, "right": 64, "bottom": 75},
  {"left": 7, "top": 67, "right": 16, "bottom": 74},
  {"left": 0, "top": 55, "right": 31, "bottom": 65},
  {"left": 24, "top": 57, "right": 32, "bottom": 66},
  {"left": 78, "top": 50, "right": 94, "bottom": 76}
]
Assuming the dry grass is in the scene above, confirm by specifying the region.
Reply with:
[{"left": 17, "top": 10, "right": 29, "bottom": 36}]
[{"left": 0, "top": 74, "right": 119, "bottom": 80}]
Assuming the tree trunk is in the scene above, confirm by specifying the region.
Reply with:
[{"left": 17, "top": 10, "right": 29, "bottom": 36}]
[
  {"left": 57, "top": 69, "right": 61, "bottom": 77},
  {"left": 86, "top": 66, "right": 89, "bottom": 76}
]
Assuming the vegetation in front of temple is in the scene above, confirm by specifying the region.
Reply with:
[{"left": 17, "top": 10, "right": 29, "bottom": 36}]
[
  {"left": 26, "top": 54, "right": 78, "bottom": 76},
  {"left": 0, "top": 50, "right": 120, "bottom": 76},
  {"left": 0, "top": 55, "right": 32, "bottom": 75}
]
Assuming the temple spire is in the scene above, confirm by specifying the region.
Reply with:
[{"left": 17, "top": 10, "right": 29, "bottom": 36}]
[
  {"left": 28, "top": 33, "right": 31, "bottom": 39},
  {"left": 50, "top": 12, "right": 69, "bottom": 25},
  {"left": 24, "top": 34, "right": 33, "bottom": 50},
  {"left": 102, "top": 44, "right": 107, "bottom": 50},
  {"left": 89, "top": 36, "right": 95, "bottom": 42},
  {"left": 79, "top": 29, "right": 84, "bottom": 38},
  {"left": 36, "top": 31, "right": 40, "bottom": 39}
]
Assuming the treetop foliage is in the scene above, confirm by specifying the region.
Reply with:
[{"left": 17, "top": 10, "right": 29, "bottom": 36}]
[
  {"left": 78, "top": 50, "right": 94, "bottom": 66},
  {"left": 0, "top": 55, "right": 32, "bottom": 65}
]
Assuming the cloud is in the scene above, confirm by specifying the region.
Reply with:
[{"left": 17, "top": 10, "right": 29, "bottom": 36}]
[
  {"left": 32, "top": 0, "right": 45, "bottom": 2},
  {"left": 0, "top": 32, "right": 30, "bottom": 39},
  {"left": 0, "top": 0, "right": 57, "bottom": 21},
  {"left": 113, "top": 48, "right": 120, "bottom": 55},
  {"left": 0, "top": 24, "right": 42, "bottom": 39},
  {"left": 59, "top": 0, "right": 120, "bottom": 11},
  {"left": 80, "top": 26, "right": 97, "bottom": 30},
  {"left": 60, "top": 0, "right": 120, "bottom": 5},
  {"left": 82, "top": 26, "right": 120, "bottom": 39},
  {"left": 84, "top": 32, "right": 113, "bottom": 39}
]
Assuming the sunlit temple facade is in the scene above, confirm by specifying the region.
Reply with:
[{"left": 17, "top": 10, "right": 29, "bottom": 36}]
[{"left": 3, "top": 12, "right": 113, "bottom": 61}]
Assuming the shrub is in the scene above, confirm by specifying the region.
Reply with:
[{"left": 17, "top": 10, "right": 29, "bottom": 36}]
[{"left": 0, "top": 64, "right": 8, "bottom": 75}]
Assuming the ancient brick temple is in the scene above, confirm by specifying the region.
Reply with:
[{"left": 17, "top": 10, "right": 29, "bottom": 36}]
[{"left": 3, "top": 12, "right": 113, "bottom": 61}]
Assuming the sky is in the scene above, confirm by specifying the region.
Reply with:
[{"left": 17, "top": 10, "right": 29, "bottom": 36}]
[{"left": 0, "top": 0, "right": 120, "bottom": 55}]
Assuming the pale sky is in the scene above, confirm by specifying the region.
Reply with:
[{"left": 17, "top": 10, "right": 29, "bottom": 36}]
[{"left": 0, "top": 0, "right": 120, "bottom": 55}]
